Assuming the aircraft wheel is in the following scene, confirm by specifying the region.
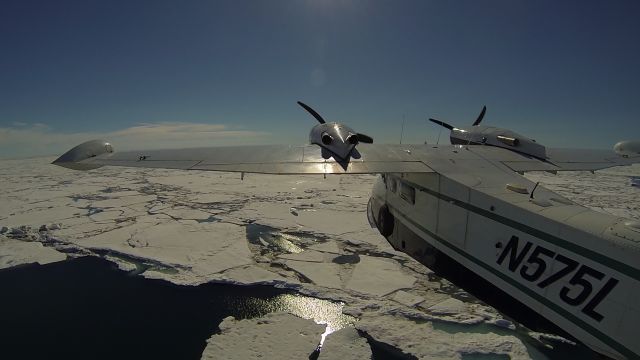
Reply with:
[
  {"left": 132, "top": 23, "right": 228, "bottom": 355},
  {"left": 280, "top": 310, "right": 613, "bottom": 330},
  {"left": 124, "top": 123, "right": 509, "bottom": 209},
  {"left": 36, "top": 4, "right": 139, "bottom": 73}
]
[{"left": 377, "top": 205, "right": 394, "bottom": 237}]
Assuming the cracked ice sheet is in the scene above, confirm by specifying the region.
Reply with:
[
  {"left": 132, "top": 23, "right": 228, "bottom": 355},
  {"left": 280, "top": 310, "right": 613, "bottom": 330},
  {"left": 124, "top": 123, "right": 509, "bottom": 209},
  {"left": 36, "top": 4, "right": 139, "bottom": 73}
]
[
  {"left": 346, "top": 255, "right": 416, "bottom": 297},
  {"left": 0, "top": 158, "right": 536, "bottom": 358},
  {"left": 356, "top": 312, "right": 530, "bottom": 360},
  {"left": 202, "top": 312, "right": 325, "bottom": 360},
  {"left": 319, "top": 327, "right": 371, "bottom": 360},
  {"left": 0, "top": 236, "right": 66, "bottom": 269},
  {"left": 202, "top": 312, "right": 371, "bottom": 360},
  {"left": 78, "top": 221, "right": 255, "bottom": 281},
  {"left": 4, "top": 158, "right": 640, "bottom": 359}
]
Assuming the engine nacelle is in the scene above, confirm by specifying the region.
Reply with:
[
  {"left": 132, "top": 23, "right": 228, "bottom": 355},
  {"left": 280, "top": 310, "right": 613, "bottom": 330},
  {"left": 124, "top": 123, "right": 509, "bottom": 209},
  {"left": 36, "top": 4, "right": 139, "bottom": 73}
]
[
  {"left": 309, "top": 122, "right": 359, "bottom": 160},
  {"left": 451, "top": 126, "right": 547, "bottom": 159}
]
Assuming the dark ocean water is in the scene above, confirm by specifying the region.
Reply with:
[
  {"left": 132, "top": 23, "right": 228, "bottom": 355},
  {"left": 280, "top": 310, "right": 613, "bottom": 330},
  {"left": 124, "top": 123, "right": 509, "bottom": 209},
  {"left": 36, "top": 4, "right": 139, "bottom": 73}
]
[
  {"left": 0, "top": 254, "right": 601, "bottom": 360},
  {"left": 0, "top": 256, "right": 354, "bottom": 360}
]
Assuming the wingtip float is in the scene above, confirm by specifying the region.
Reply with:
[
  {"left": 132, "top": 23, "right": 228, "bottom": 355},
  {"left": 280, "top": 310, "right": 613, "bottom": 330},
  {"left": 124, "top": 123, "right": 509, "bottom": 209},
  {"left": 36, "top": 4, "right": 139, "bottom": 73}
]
[{"left": 52, "top": 139, "right": 113, "bottom": 170}]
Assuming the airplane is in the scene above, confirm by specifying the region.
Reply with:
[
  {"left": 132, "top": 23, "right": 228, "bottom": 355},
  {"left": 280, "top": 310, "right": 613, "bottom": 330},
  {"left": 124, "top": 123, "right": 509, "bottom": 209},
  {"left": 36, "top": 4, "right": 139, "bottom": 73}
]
[{"left": 53, "top": 102, "right": 640, "bottom": 360}]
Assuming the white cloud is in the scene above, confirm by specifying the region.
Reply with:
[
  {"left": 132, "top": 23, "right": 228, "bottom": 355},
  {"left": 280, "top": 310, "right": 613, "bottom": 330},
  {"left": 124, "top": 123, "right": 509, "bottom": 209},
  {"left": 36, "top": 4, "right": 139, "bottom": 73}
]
[{"left": 0, "top": 122, "right": 271, "bottom": 159}]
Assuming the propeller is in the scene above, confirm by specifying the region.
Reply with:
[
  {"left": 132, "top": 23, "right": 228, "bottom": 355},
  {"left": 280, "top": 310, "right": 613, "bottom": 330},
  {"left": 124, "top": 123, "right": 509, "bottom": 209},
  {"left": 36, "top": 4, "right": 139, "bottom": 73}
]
[
  {"left": 297, "top": 101, "right": 374, "bottom": 144},
  {"left": 297, "top": 101, "right": 325, "bottom": 124},
  {"left": 356, "top": 133, "right": 373, "bottom": 143},
  {"left": 428, "top": 118, "right": 454, "bottom": 130},
  {"left": 472, "top": 106, "right": 487, "bottom": 126},
  {"left": 430, "top": 105, "right": 487, "bottom": 130}
]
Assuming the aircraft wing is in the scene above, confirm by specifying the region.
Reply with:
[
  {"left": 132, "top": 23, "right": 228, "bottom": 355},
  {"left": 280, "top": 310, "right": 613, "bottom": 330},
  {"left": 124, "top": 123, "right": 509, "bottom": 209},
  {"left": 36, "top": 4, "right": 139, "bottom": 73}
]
[
  {"left": 52, "top": 141, "right": 435, "bottom": 174},
  {"left": 53, "top": 140, "right": 640, "bottom": 175},
  {"left": 499, "top": 147, "right": 640, "bottom": 172}
]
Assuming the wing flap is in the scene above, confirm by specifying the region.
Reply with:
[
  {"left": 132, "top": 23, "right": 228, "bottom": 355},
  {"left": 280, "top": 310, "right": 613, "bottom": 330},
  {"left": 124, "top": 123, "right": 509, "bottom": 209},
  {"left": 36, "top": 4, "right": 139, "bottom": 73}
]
[
  {"left": 477, "top": 147, "right": 640, "bottom": 172},
  {"left": 543, "top": 148, "right": 639, "bottom": 172},
  {"left": 502, "top": 161, "right": 559, "bottom": 172}
]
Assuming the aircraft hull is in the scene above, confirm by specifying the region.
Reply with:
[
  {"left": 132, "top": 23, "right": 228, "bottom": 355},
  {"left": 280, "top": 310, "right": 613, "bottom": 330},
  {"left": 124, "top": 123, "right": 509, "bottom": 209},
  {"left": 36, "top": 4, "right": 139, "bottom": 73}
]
[{"left": 368, "top": 174, "right": 640, "bottom": 360}]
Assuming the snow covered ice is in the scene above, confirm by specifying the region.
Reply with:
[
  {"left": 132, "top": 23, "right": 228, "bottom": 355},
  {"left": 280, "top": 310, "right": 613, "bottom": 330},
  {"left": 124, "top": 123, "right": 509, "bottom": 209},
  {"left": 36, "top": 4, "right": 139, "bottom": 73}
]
[{"left": 1, "top": 157, "right": 639, "bottom": 359}]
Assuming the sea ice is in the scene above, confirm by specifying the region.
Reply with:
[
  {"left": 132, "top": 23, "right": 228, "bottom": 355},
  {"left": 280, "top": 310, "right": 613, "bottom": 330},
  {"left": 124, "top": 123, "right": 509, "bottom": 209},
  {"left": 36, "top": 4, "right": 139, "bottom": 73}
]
[
  {"left": 356, "top": 312, "right": 531, "bottom": 360},
  {"left": 0, "top": 235, "right": 66, "bottom": 269},
  {"left": 283, "top": 260, "right": 344, "bottom": 289},
  {"left": 3, "top": 158, "right": 639, "bottom": 359},
  {"left": 319, "top": 327, "right": 371, "bottom": 360},
  {"left": 345, "top": 255, "right": 416, "bottom": 297},
  {"left": 392, "top": 290, "right": 425, "bottom": 307},
  {"left": 201, "top": 312, "right": 324, "bottom": 360}
]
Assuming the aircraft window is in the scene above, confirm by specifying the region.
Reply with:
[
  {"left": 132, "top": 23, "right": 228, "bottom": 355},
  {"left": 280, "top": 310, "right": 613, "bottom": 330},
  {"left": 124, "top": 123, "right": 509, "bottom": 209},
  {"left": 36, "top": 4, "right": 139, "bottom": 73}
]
[
  {"left": 389, "top": 178, "right": 398, "bottom": 193},
  {"left": 400, "top": 182, "right": 415, "bottom": 204}
]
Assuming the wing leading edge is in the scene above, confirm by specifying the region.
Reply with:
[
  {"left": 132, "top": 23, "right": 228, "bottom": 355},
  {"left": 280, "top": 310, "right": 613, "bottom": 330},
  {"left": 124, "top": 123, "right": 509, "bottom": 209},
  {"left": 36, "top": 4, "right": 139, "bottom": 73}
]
[
  {"left": 52, "top": 140, "right": 435, "bottom": 174},
  {"left": 52, "top": 140, "right": 640, "bottom": 175}
]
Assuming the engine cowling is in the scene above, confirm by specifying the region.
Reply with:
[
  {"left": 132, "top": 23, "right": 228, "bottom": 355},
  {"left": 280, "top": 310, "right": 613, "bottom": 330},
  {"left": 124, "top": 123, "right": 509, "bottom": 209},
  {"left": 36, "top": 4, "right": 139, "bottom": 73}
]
[
  {"left": 450, "top": 126, "right": 547, "bottom": 159},
  {"left": 309, "top": 122, "right": 360, "bottom": 160}
]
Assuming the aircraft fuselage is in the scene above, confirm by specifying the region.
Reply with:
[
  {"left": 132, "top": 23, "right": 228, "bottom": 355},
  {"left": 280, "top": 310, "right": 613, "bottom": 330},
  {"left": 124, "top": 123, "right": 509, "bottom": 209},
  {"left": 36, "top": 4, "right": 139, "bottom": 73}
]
[{"left": 368, "top": 173, "right": 640, "bottom": 360}]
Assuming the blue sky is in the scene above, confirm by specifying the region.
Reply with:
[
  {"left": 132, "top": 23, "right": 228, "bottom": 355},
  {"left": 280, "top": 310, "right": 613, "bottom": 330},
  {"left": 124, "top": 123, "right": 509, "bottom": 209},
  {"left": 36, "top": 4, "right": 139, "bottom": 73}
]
[{"left": 1, "top": 0, "right": 639, "bottom": 158}]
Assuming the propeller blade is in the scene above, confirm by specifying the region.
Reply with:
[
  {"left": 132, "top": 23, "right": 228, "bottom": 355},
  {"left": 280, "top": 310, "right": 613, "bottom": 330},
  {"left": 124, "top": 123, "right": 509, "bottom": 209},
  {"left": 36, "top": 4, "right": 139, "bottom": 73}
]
[
  {"left": 428, "top": 118, "right": 454, "bottom": 130},
  {"left": 297, "top": 101, "right": 325, "bottom": 124},
  {"left": 472, "top": 106, "right": 486, "bottom": 126},
  {"left": 356, "top": 133, "right": 373, "bottom": 143}
]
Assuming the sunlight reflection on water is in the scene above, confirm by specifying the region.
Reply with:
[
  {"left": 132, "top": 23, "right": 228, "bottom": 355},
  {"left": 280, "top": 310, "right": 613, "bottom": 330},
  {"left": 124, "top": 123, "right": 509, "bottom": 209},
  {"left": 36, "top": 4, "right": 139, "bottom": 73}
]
[{"left": 230, "top": 293, "right": 356, "bottom": 346}]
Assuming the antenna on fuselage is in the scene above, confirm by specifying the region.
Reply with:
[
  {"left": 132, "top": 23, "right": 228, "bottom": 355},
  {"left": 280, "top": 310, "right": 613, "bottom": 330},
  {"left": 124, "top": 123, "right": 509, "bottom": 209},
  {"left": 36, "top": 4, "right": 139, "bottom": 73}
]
[
  {"left": 530, "top": 182, "right": 540, "bottom": 199},
  {"left": 400, "top": 114, "right": 405, "bottom": 144},
  {"left": 424, "top": 117, "right": 429, "bottom": 144}
]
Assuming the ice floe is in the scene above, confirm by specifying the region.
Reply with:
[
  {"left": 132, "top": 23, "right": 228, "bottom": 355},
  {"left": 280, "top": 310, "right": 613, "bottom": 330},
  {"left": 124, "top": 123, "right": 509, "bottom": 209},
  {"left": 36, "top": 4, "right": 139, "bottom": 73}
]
[
  {"left": 0, "top": 235, "right": 66, "bottom": 269},
  {"left": 2, "top": 158, "right": 639, "bottom": 359},
  {"left": 356, "top": 312, "right": 530, "bottom": 360},
  {"left": 202, "top": 312, "right": 325, "bottom": 360},
  {"left": 319, "top": 327, "right": 372, "bottom": 359}
]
